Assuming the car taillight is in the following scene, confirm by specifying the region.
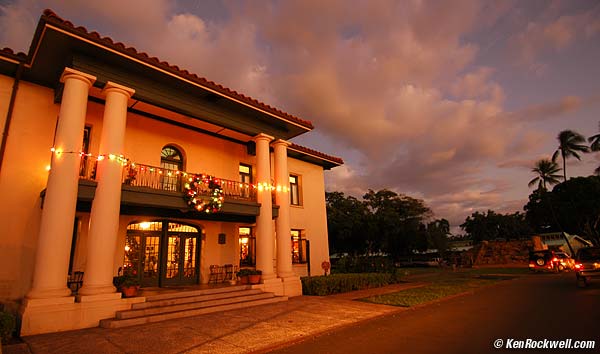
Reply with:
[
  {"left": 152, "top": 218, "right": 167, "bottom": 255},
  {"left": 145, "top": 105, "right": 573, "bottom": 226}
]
[
  {"left": 574, "top": 263, "right": 583, "bottom": 270},
  {"left": 552, "top": 257, "right": 558, "bottom": 262}
]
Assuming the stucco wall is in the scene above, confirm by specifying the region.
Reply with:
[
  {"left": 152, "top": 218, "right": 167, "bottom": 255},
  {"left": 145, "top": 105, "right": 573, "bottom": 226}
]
[
  {"left": 288, "top": 157, "right": 330, "bottom": 277},
  {"left": 0, "top": 76, "right": 59, "bottom": 299},
  {"left": 0, "top": 76, "right": 333, "bottom": 300}
]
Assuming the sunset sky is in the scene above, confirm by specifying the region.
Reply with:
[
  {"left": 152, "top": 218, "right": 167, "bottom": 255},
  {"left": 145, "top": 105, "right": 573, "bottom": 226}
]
[{"left": 2, "top": 0, "right": 599, "bottom": 233}]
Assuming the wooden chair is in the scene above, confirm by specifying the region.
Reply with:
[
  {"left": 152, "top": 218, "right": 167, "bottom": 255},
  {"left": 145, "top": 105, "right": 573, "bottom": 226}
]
[
  {"left": 208, "top": 265, "right": 222, "bottom": 284},
  {"left": 223, "top": 264, "right": 234, "bottom": 281}
]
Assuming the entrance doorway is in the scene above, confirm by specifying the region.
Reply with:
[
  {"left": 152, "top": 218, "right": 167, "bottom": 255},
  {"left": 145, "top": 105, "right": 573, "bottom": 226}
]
[{"left": 124, "top": 221, "right": 201, "bottom": 287}]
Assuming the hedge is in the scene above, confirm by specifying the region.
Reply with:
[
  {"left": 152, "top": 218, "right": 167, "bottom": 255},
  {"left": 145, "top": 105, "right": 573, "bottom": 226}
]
[{"left": 301, "top": 272, "right": 402, "bottom": 296}]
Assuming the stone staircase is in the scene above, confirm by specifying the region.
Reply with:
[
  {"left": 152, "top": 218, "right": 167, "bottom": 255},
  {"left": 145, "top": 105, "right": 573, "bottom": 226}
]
[{"left": 100, "top": 285, "right": 287, "bottom": 328}]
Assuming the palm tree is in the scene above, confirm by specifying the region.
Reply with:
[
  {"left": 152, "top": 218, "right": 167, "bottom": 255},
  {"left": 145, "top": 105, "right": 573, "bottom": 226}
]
[
  {"left": 552, "top": 130, "right": 589, "bottom": 181},
  {"left": 589, "top": 122, "right": 600, "bottom": 175},
  {"left": 528, "top": 159, "right": 562, "bottom": 191}
]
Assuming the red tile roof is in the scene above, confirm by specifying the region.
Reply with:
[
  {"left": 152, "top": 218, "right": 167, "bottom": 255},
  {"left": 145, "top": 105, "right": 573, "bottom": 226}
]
[
  {"left": 40, "top": 9, "right": 314, "bottom": 130},
  {"left": 0, "top": 10, "right": 343, "bottom": 167},
  {"left": 289, "top": 143, "right": 344, "bottom": 165},
  {"left": 0, "top": 47, "right": 26, "bottom": 61}
]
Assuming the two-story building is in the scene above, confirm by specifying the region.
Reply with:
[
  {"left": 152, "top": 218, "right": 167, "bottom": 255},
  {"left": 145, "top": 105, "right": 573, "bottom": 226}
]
[{"left": 0, "top": 10, "right": 342, "bottom": 335}]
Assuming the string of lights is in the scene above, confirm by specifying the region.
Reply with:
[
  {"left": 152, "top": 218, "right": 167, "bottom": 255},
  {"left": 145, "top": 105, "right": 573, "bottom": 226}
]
[{"left": 47, "top": 147, "right": 290, "bottom": 192}]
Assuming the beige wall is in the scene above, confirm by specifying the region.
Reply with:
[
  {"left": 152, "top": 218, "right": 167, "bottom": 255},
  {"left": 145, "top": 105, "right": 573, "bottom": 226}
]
[
  {"left": 0, "top": 76, "right": 333, "bottom": 300},
  {"left": 0, "top": 76, "right": 59, "bottom": 299},
  {"left": 288, "top": 157, "right": 330, "bottom": 277}
]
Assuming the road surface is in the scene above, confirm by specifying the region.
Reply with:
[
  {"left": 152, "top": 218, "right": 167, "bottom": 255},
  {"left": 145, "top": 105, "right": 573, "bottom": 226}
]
[{"left": 268, "top": 272, "right": 600, "bottom": 354}]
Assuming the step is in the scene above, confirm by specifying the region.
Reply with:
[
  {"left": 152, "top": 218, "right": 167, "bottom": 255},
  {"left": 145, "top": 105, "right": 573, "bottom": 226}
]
[
  {"left": 118, "top": 292, "right": 275, "bottom": 319},
  {"left": 142, "top": 285, "right": 252, "bottom": 302},
  {"left": 100, "top": 296, "right": 288, "bottom": 329},
  {"left": 133, "top": 289, "right": 264, "bottom": 309}
]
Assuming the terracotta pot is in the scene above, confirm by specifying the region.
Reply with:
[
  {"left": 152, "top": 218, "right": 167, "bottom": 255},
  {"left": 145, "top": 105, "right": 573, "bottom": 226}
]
[
  {"left": 120, "top": 285, "right": 139, "bottom": 298},
  {"left": 248, "top": 274, "right": 261, "bottom": 284},
  {"left": 239, "top": 275, "right": 249, "bottom": 284}
]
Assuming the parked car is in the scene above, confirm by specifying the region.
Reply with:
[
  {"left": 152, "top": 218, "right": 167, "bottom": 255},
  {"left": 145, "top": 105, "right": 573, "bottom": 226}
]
[
  {"left": 574, "top": 247, "right": 600, "bottom": 287},
  {"left": 529, "top": 250, "right": 560, "bottom": 272},
  {"left": 553, "top": 252, "right": 575, "bottom": 271}
]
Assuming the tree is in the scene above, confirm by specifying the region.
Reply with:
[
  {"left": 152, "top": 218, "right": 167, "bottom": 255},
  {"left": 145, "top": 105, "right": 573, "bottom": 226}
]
[
  {"left": 325, "top": 192, "right": 370, "bottom": 255},
  {"left": 461, "top": 210, "right": 532, "bottom": 242},
  {"left": 589, "top": 122, "right": 600, "bottom": 175},
  {"left": 546, "top": 176, "right": 600, "bottom": 245},
  {"left": 363, "top": 189, "right": 432, "bottom": 259},
  {"left": 524, "top": 176, "right": 600, "bottom": 245},
  {"left": 528, "top": 158, "right": 562, "bottom": 191},
  {"left": 552, "top": 130, "right": 589, "bottom": 181},
  {"left": 523, "top": 189, "right": 560, "bottom": 234},
  {"left": 426, "top": 219, "right": 450, "bottom": 256}
]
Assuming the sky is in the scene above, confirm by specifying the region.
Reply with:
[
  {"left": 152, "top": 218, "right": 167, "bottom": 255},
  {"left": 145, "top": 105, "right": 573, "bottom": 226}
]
[{"left": 1, "top": 0, "right": 599, "bottom": 233}]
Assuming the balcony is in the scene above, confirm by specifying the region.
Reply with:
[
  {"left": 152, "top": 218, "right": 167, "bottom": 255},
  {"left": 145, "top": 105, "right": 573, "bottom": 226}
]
[{"left": 72, "top": 159, "right": 276, "bottom": 221}]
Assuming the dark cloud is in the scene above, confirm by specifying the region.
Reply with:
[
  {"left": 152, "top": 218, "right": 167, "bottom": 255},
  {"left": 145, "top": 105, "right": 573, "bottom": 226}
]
[{"left": 1, "top": 0, "right": 599, "bottom": 231}]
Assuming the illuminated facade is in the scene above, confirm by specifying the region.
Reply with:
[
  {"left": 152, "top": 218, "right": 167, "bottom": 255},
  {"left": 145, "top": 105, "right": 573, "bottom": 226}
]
[{"left": 0, "top": 10, "right": 342, "bottom": 335}]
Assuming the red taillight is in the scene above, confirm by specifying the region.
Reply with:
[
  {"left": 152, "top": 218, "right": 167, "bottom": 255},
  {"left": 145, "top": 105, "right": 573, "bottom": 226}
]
[
  {"left": 552, "top": 257, "right": 559, "bottom": 262},
  {"left": 574, "top": 263, "right": 583, "bottom": 270}
]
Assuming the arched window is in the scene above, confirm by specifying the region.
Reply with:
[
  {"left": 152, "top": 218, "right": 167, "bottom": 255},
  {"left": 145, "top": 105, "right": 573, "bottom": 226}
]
[{"left": 160, "top": 145, "right": 184, "bottom": 191}]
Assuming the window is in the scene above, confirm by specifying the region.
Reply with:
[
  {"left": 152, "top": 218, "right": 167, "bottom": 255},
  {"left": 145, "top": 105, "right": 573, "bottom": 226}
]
[
  {"left": 160, "top": 146, "right": 183, "bottom": 191},
  {"left": 79, "top": 126, "right": 92, "bottom": 178},
  {"left": 289, "top": 175, "right": 300, "bottom": 206},
  {"left": 291, "top": 229, "right": 307, "bottom": 264},
  {"left": 239, "top": 227, "right": 256, "bottom": 266},
  {"left": 239, "top": 164, "right": 252, "bottom": 198}
]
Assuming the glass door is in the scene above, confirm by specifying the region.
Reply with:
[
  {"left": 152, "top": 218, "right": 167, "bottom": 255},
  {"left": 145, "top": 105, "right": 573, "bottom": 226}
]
[
  {"left": 125, "top": 221, "right": 200, "bottom": 287},
  {"left": 161, "top": 223, "right": 200, "bottom": 286}
]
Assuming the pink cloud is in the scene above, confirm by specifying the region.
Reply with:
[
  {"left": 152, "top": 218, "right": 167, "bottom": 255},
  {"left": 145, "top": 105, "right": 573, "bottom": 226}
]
[{"left": 511, "top": 8, "right": 600, "bottom": 68}]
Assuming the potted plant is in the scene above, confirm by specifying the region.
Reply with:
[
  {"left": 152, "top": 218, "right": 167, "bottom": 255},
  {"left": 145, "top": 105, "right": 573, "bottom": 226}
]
[
  {"left": 248, "top": 269, "right": 262, "bottom": 284},
  {"left": 0, "top": 309, "right": 16, "bottom": 345},
  {"left": 236, "top": 268, "right": 252, "bottom": 284},
  {"left": 113, "top": 267, "right": 140, "bottom": 297}
]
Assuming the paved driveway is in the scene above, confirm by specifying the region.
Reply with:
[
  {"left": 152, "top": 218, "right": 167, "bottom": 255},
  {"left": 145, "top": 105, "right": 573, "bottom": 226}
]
[
  {"left": 269, "top": 272, "right": 600, "bottom": 354},
  {"left": 7, "top": 283, "right": 420, "bottom": 354}
]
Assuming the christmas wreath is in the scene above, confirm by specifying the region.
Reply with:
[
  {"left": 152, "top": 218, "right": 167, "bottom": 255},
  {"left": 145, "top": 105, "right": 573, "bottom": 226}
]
[{"left": 183, "top": 174, "right": 224, "bottom": 213}]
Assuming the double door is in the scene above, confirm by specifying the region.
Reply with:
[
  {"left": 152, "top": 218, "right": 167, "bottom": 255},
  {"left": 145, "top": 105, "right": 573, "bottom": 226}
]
[{"left": 124, "top": 221, "right": 200, "bottom": 287}]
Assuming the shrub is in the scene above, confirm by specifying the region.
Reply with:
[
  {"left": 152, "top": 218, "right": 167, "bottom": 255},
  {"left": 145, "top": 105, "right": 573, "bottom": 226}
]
[
  {"left": 301, "top": 273, "right": 403, "bottom": 296},
  {"left": 0, "top": 310, "right": 16, "bottom": 344},
  {"left": 332, "top": 256, "right": 395, "bottom": 274},
  {"left": 113, "top": 267, "right": 140, "bottom": 288},
  {"left": 237, "top": 268, "right": 261, "bottom": 277}
]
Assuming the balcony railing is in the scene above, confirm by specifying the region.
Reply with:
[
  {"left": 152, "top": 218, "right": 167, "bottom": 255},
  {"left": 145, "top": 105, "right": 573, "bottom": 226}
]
[{"left": 79, "top": 159, "right": 256, "bottom": 202}]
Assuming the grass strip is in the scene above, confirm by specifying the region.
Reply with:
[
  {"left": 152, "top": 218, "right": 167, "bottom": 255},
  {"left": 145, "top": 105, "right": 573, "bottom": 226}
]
[{"left": 360, "top": 278, "right": 499, "bottom": 307}]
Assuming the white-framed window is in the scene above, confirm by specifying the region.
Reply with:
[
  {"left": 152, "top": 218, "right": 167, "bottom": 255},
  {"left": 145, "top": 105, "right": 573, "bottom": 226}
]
[
  {"left": 289, "top": 174, "right": 301, "bottom": 206},
  {"left": 291, "top": 229, "right": 307, "bottom": 264}
]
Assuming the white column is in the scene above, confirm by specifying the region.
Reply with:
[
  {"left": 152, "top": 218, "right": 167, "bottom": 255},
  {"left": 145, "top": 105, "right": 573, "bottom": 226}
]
[
  {"left": 27, "top": 68, "right": 96, "bottom": 299},
  {"left": 79, "top": 82, "right": 134, "bottom": 296},
  {"left": 273, "top": 139, "right": 294, "bottom": 278},
  {"left": 253, "top": 133, "right": 276, "bottom": 280}
]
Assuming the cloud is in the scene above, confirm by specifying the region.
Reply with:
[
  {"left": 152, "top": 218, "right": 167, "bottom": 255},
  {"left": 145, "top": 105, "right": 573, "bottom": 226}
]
[
  {"left": 511, "top": 7, "right": 600, "bottom": 69},
  {"left": 506, "top": 96, "right": 582, "bottom": 122},
  {"left": 1, "top": 0, "right": 598, "bottom": 232}
]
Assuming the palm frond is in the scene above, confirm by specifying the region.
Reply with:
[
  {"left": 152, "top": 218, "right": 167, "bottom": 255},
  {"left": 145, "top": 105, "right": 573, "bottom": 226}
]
[
  {"left": 589, "top": 133, "right": 600, "bottom": 151},
  {"left": 528, "top": 176, "right": 539, "bottom": 188}
]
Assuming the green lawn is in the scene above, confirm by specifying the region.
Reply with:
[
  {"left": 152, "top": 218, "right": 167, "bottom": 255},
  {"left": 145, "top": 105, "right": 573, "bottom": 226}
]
[{"left": 362, "top": 268, "right": 522, "bottom": 307}]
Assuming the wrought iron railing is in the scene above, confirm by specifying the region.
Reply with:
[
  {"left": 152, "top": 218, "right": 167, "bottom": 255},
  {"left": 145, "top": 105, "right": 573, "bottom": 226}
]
[
  {"left": 122, "top": 162, "right": 257, "bottom": 201},
  {"left": 79, "top": 159, "right": 258, "bottom": 202}
]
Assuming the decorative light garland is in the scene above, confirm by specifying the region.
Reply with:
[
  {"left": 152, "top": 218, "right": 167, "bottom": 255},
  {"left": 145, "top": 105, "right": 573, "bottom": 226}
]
[
  {"left": 48, "top": 147, "right": 129, "bottom": 167},
  {"left": 47, "top": 147, "right": 290, "bottom": 194},
  {"left": 184, "top": 174, "right": 225, "bottom": 213}
]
